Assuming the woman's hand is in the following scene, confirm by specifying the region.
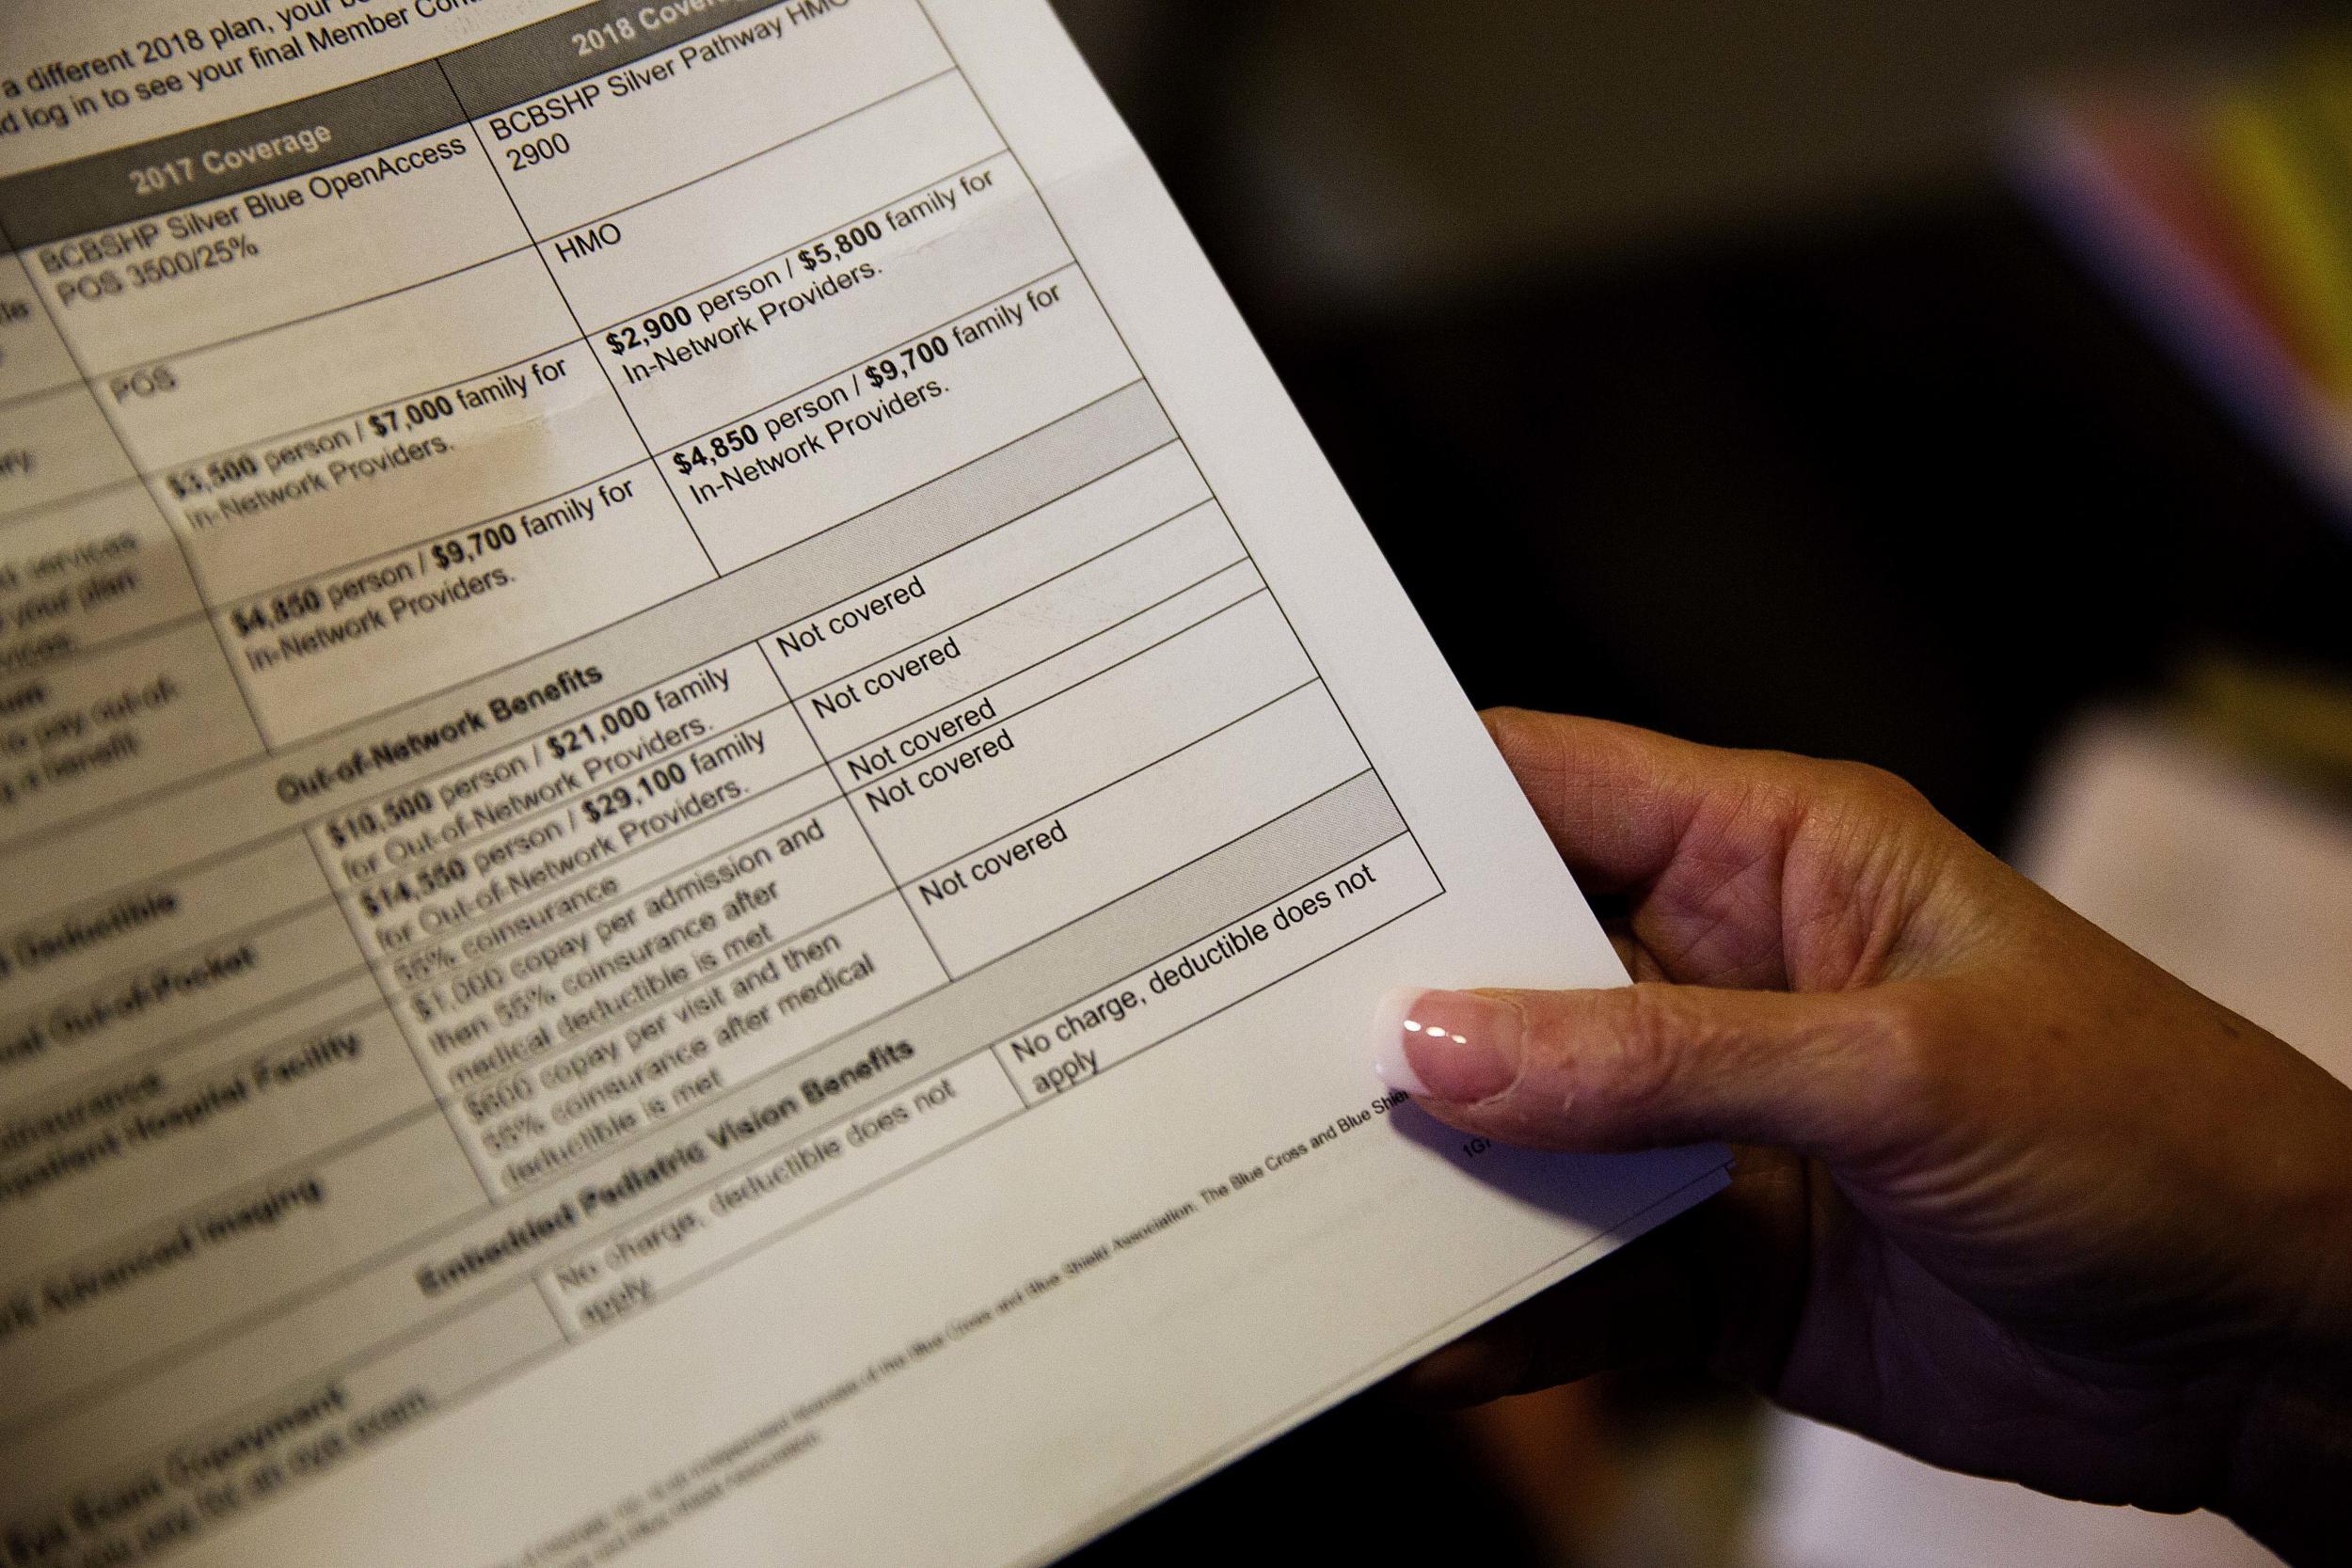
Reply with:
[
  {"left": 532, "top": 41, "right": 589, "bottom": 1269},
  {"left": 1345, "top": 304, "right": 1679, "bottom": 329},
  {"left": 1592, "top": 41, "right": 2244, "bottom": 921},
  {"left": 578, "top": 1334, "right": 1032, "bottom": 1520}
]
[{"left": 1376, "top": 709, "right": 2352, "bottom": 1562}]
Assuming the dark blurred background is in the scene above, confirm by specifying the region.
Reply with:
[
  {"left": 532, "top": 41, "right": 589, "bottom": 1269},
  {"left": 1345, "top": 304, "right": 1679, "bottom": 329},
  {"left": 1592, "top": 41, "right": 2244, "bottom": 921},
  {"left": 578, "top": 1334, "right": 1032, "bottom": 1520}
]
[{"left": 1035, "top": 3, "right": 2352, "bottom": 1564}]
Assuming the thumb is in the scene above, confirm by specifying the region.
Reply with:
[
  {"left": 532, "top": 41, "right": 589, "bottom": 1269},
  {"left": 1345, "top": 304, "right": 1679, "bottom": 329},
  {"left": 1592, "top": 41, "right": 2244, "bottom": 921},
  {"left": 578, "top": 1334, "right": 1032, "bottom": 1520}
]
[{"left": 1372, "top": 983, "right": 1910, "bottom": 1162}]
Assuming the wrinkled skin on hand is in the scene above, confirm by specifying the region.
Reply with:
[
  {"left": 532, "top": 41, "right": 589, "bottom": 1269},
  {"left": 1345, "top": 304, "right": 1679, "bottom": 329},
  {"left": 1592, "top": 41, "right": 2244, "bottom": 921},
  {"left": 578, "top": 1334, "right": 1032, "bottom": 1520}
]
[{"left": 1389, "top": 710, "right": 2352, "bottom": 1563}]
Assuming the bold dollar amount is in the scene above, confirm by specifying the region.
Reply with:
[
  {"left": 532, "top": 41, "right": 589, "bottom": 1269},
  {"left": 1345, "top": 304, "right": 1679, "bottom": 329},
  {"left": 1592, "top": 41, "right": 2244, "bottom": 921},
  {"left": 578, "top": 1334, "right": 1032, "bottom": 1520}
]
[
  {"left": 581, "top": 760, "right": 689, "bottom": 824},
  {"left": 322, "top": 787, "right": 435, "bottom": 849},
  {"left": 544, "top": 697, "right": 658, "bottom": 760},
  {"left": 167, "top": 451, "right": 259, "bottom": 499},
  {"left": 864, "top": 333, "right": 950, "bottom": 390},
  {"left": 796, "top": 216, "right": 883, "bottom": 272},
  {"left": 670, "top": 422, "right": 760, "bottom": 477},
  {"left": 358, "top": 858, "right": 469, "bottom": 919},
  {"left": 605, "top": 304, "right": 691, "bottom": 356},
  {"left": 369, "top": 393, "right": 457, "bottom": 437},
  {"left": 431, "top": 520, "right": 520, "bottom": 569},
  {"left": 230, "top": 586, "right": 325, "bottom": 638}
]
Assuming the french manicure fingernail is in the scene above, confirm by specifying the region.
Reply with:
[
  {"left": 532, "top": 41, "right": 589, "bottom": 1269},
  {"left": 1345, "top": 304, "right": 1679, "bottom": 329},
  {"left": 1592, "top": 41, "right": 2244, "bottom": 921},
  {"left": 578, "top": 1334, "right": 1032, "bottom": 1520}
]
[{"left": 1372, "top": 989, "right": 1523, "bottom": 1102}]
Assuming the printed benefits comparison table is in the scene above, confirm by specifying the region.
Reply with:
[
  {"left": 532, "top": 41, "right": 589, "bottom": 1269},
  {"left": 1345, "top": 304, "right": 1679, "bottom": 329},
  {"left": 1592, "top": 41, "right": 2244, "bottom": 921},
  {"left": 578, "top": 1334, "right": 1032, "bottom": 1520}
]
[{"left": 0, "top": 0, "right": 1444, "bottom": 1551}]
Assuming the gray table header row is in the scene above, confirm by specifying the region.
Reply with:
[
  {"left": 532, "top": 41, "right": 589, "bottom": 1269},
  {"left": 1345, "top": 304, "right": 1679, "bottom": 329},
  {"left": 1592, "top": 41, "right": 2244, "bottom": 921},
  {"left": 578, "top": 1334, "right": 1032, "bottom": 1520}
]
[
  {"left": 440, "top": 0, "right": 790, "bottom": 115},
  {"left": 0, "top": 63, "right": 459, "bottom": 252},
  {"left": 0, "top": 0, "right": 799, "bottom": 250}
]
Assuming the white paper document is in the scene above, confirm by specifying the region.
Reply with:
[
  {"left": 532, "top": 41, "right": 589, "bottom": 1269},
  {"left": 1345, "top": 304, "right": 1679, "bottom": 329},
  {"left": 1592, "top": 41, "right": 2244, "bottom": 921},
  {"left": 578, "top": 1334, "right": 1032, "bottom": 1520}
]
[{"left": 0, "top": 4, "right": 1728, "bottom": 1562}]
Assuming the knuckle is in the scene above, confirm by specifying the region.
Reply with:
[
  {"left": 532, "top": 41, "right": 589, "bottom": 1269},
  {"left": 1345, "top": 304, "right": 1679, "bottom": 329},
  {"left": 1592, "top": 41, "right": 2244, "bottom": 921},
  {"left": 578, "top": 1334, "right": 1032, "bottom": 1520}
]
[
  {"left": 1816, "top": 758, "right": 1932, "bottom": 820},
  {"left": 1845, "top": 987, "right": 1960, "bottom": 1129}
]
